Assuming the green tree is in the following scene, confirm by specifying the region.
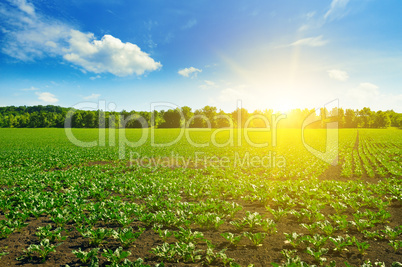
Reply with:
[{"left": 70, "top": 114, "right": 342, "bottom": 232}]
[
  {"left": 202, "top": 106, "right": 217, "bottom": 128},
  {"left": 181, "top": 106, "right": 193, "bottom": 127},
  {"left": 344, "top": 109, "right": 357, "bottom": 128},
  {"left": 373, "top": 111, "right": 391, "bottom": 128},
  {"left": 160, "top": 109, "right": 182, "bottom": 128}
]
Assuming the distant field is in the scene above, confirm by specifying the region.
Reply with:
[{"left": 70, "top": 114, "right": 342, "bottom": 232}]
[{"left": 0, "top": 128, "right": 401, "bottom": 266}]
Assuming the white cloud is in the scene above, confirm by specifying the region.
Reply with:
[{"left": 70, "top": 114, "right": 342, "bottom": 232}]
[
  {"left": 324, "top": 0, "right": 350, "bottom": 20},
  {"left": 182, "top": 19, "right": 197, "bottom": 30},
  {"left": 343, "top": 82, "right": 402, "bottom": 111},
  {"left": 327, "top": 69, "right": 349, "bottom": 81},
  {"left": 90, "top": 75, "right": 101, "bottom": 80},
  {"left": 358, "top": 82, "right": 379, "bottom": 92},
  {"left": 35, "top": 92, "right": 58, "bottom": 103},
  {"left": 21, "top": 86, "right": 39, "bottom": 91},
  {"left": 0, "top": 0, "right": 161, "bottom": 76},
  {"left": 10, "top": 0, "right": 35, "bottom": 16},
  {"left": 199, "top": 80, "right": 218, "bottom": 90},
  {"left": 178, "top": 67, "right": 202, "bottom": 78},
  {"left": 289, "top": 35, "right": 328, "bottom": 47},
  {"left": 83, "top": 93, "right": 101, "bottom": 100},
  {"left": 63, "top": 31, "right": 161, "bottom": 76}
]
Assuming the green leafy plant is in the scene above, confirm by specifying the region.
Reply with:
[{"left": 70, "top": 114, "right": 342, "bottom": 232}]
[
  {"left": 261, "top": 218, "right": 277, "bottom": 234},
  {"left": 352, "top": 236, "right": 370, "bottom": 255},
  {"left": 230, "top": 220, "right": 245, "bottom": 231},
  {"left": 156, "top": 228, "right": 173, "bottom": 242},
  {"left": 381, "top": 226, "right": 402, "bottom": 240},
  {"left": 266, "top": 206, "right": 288, "bottom": 222},
  {"left": 24, "top": 238, "right": 59, "bottom": 262},
  {"left": 306, "top": 247, "right": 328, "bottom": 265},
  {"left": 221, "top": 232, "right": 243, "bottom": 246},
  {"left": 173, "top": 227, "right": 204, "bottom": 244},
  {"left": 112, "top": 227, "right": 145, "bottom": 248},
  {"left": 36, "top": 224, "right": 66, "bottom": 242},
  {"left": 329, "top": 235, "right": 353, "bottom": 252},
  {"left": 72, "top": 248, "right": 99, "bottom": 266},
  {"left": 302, "top": 234, "right": 328, "bottom": 249},
  {"left": 81, "top": 228, "right": 111, "bottom": 246},
  {"left": 175, "top": 242, "right": 202, "bottom": 263},
  {"left": 388, "top": 240, "right": 402, "bottom": 252},
  {"left": 284, "top": 232, "right": 303, "bottom": 248},
  {"left": 102, "top": 246, "right": 131, "bottom": 267},
  {"left": 244, "top": 232, "right": 266, "bottom": 246},
  {"left": 151, "top": 243, "right": 177, "bottom": 262},
  {"left": 242, "top": 211, "right": 263, "bottom": 229}
]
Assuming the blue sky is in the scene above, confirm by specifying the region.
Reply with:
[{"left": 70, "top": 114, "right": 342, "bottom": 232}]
[{"left": 0, "top": 0, "right": 401, "bottom": 112}]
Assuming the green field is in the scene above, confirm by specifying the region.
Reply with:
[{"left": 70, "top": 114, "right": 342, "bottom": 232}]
[{"left": 0, "top": 128, "right": 401, "bottom": 266}]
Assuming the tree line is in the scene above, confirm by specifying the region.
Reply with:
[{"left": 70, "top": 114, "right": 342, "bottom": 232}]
[{"left": 0, "top": 105, "right": 400, "bottom": 129}]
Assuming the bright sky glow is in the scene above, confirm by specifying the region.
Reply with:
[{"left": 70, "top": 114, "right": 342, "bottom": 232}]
[{"left": 0, "top": 0, "right": 401, "bottom": 112}]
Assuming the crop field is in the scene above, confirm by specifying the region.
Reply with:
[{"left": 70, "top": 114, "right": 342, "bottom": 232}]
[{"left": 0, "top": 128, "right": 401, "bottom": 266}]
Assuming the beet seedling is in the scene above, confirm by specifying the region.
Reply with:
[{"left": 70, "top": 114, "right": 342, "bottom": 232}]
[
  {"left": 244, "top": 232, "right": 266, "bottom": 246},
  {"left": 72, "top": 248, "right": 99, "bottom": 265},
  {"left": 25, "top": 239, "right": 59, "bottom": 262},
  {"left": 306, "top": 247, "right": 329, "bottom": 265},
  {"left": 284, "top": 232, "right": 304, "bottom": 249},
  {"left": 102, "top": 246, "right": 131, "bottom": 266},
  {"left": 112, "top": 227, "right": 144, "bottom": 248},
  {"left": 352, "top": 236, "right": 370, "bottom": 255},
  {"left": 388, "top": 240, "right": 402, "bottom": 252},
  {"left": 81, "top": 228, "right": 111, "bottom": 246},
  {"left": 221, "top": 232, "right": 243, "bottom": 246},
  {"left": 302, "top": 234, "right": 328, "bottom": 249},
  {"left": 36, "top": 224, "right": 66, "bottom": 242},
  {"left": 173, "top": 227, "right": 204, "bottom": 244},
  {"left": 156, "top": 228, "right": 173, "bottom": 242},
  {"left": 329, "top": 235, "right": 353, "bottom": 252}
]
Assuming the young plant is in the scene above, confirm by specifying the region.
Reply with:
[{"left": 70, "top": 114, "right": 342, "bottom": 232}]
[
  {"left": 351, "top": 219, "right": 374, "bottom": 232},
  {"left": 266, "top": 206, "right": 288, "bottom": 222},
  {"left": 36, "top": 225, "right": 66, "bottom": 242},
  {"left": 102, "top": 246, "right": 131, "bottom": 266},
  {"left": 230, "top": 220, "right": 245, "bottom": 231},
  {"left": 302, "top": 234, "right": 328, "bottom": 249},
  {"left": 175, "top": 242, "right": 202, "bottom": 263},
  {"left": 221, "top": 232, "right": 243, "bottom": 246},
  {"left": 388, "top": 240, "right": 402, "bottom": 252},
  {"left": 151, "top": 242, "right": 177, "bottom": 262},
  {"left": 116, "top": 212, "right": 135, "bottom": 227},
  {"left": 204, "top": 240, "right": 218, "bottom": 265},
  {"left": 217, "top": 249, "right": 234, "bottom": 266},
  {"left": 329, "top": 235, "right": 353, "bottom": 252},
  {"left": 81, "top": 228, "right": 111, "bottom": 246},
  {"left": 306, "top": 247, "right": 328, "bottom": 265},
  {"left": 0, "top": 225, "right": 14, "bottom": 239},
  {"left": 330, "top": 202, "right": 348, "bottom": 214},
  {"left": 381, "top": 226, "right": 402, "bottom": 240},
  {"left": 173, "top": 227, "right": 204, "bottom": 244},
  {"left": 301, "top": 222, "right": 319, "bottom": 235},
  {"left": 72, "top": 248, "right": 99, "bottom": 265},
  {"left": 261, "top": 218, "right": 277, "bottom": 234},
  {"left": 284, "top": 232, "right": 304, "bottom": 249},
  {"left": 244, "top": 232, "right": 266, "bottom": 246},
  {"left": 352, "top": 236, "right": 370, "bottom": 255},
  {"left": 242, "top": 211, "right": 263, "bottom": 229},
  {"left": 0, "top": 247, "right": 9, "bottom": 260},
  {"left": 25, "top": 239, "right": 59, "bottom": 262},
  {"left": 362, "top": 230, "right": 383, "bottom": 240},
  {"left": 156, "top": 228, "right": 173, "bottom": 242},
  {"left": 317, "top": 220, "right": 335, "bottom": 236},
  {"left": 329, "top": 214, "right": 349, "bottom": 231},
  {"left": 112, "top": 227, "right": 145, "bottom": 248}
]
